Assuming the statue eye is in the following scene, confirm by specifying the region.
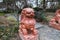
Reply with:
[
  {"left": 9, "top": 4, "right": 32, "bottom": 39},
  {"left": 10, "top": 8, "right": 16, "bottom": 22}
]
[
  {"left": 55, "top": 21, "right": 58, "bottom": 23},
  {"left": 27, "top": 12, "right": 30, "bottom": 14}
]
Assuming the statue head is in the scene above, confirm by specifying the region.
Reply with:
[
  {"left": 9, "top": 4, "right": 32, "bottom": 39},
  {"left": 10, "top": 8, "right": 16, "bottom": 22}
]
[
  {"left": 55, "top": 9, "right": 60, "bottom": 18},
  {"left": 21, "top": 8, "right": 35, "bottom": 18}
]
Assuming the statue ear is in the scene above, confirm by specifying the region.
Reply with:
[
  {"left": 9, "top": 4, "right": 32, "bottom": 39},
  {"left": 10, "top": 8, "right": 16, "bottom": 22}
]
[
  {"left": 21, "top": 9, "right": 26, "bottom": 15},
  {"left": 55, "top": 9, "right": 60, "bottom": 15}
]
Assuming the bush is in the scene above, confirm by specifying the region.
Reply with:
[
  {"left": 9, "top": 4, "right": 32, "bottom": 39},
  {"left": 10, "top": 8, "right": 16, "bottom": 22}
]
[{"left": 0, "top": 24, "right": 18, "bottom": 40}]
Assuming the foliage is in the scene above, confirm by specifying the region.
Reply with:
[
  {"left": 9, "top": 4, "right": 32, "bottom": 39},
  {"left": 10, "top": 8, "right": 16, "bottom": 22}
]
[
  {"left": 3, "top": 0, "right": 15, "bottom": 3},
  {"left": 0, "top": 13, "right": 5, "bottom": 16},
  {"left": 40, "top": 11, "right": 47, "bottom": 21},
  {"left": 34, "top": 8, "right": 48, "bottom": 23},
  {"left": 0, "top": 14, "right": 18, "bottom": 40},
  {"left": 6, "top": 16, "right": 17, "bottom": 22},
  {"left": 0, "top": 23, "right": 18, "bottom": 40},
  {"left": 0, "top": 10, "right": 15, "bottom": 14},
  {"left": 46, "top": 16, "right": 53, "bottom": 21}
]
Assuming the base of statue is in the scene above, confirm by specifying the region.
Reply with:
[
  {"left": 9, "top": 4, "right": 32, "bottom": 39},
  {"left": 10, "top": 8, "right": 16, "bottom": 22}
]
[{"left": 19, "top": 30, "right": 39, "bottom": 40}]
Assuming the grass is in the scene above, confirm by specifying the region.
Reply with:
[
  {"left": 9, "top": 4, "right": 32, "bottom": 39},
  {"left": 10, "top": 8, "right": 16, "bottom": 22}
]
[{"left": 0, "top": 13, "right": 5, "bottom": 16}]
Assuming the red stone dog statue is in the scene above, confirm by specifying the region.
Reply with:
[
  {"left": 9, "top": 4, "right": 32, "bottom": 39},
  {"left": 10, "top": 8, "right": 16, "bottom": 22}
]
[
  {"left": 19, "top": 8, "right": 38, "bottom": 40},
  {"left": 49, "top": 9, "right": 60, "bottom": 30}
]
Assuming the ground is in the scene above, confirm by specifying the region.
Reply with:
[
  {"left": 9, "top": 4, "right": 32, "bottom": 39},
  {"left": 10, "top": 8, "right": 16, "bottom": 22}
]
[{"left": 36, "top": 23, "right": 60, "bottom": 40}]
